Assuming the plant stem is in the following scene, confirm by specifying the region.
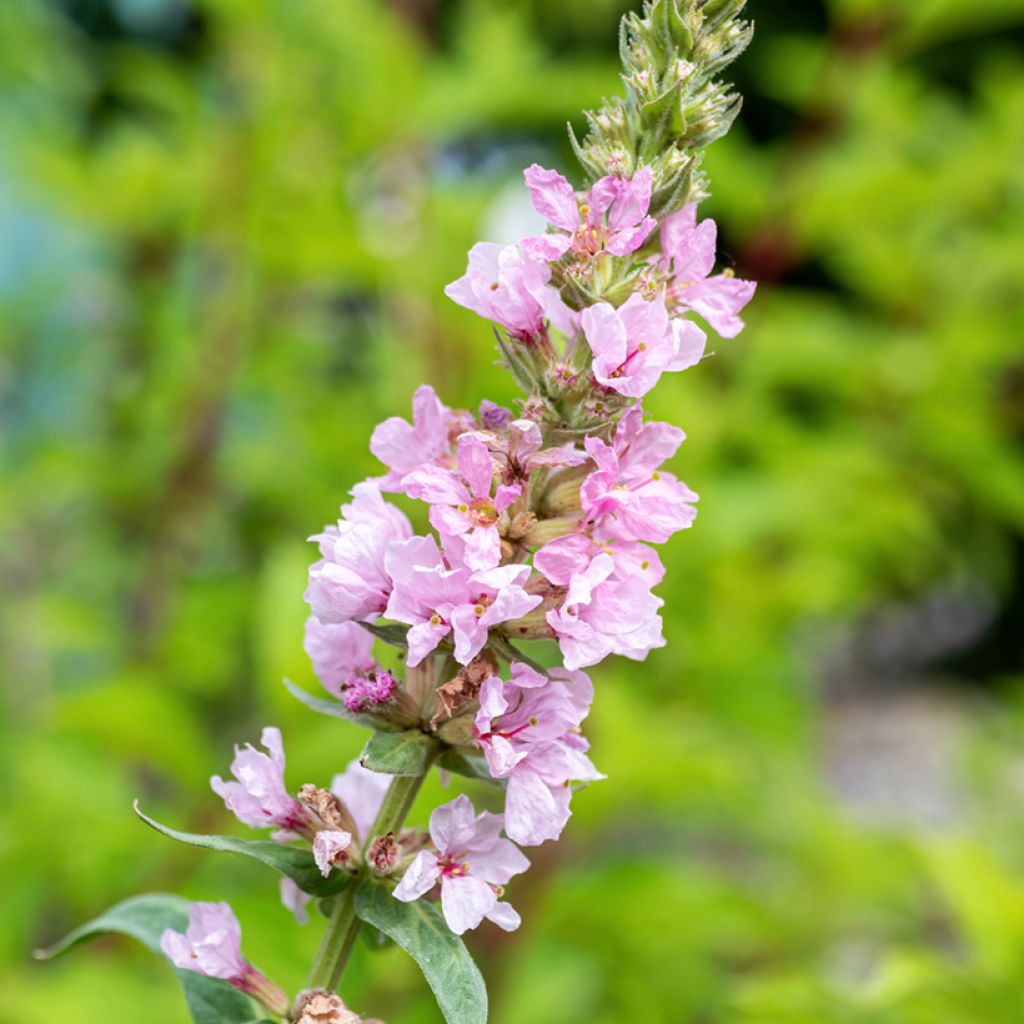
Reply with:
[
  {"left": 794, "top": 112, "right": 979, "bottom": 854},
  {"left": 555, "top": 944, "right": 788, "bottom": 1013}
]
[{"left": 305, "top": 755, "right": 436, "bottom": 993}]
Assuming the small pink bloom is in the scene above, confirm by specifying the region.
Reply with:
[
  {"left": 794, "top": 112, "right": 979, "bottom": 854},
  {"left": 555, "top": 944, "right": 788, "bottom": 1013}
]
[
  {"left": 313, "top": 829, "right": 353, "bottom": 877},
  {"left": 475, "top": 663, "right": 601, "bottom": 846},
  {"left": 445, "top": 242, "right": 551, "bottom": 339},
  {"left": 583, "top": 293, "right": 706, "bottom": 398},
  {"left": 370, "top": 384, "right": 471, "bottom": 492},
  {"left": 161, "top": 902, "right": 289, "bottom": 1015},
  {"left": 661, "top": 204, "right": 756, "bottom": 338},
  {"left": 535, "top": 531, "right": 665, "bottom": 591},
  {"left": 211, "top": 727, "right": 304, "bottom": 832},
  {"left": 522, "top": 164, "right": 657, "bottom": 261},
  {"left": 279, "top": 877, "right": 312, "bottom": 924},
  {"left": 341, "top": 668, "right": 398, "bottom": 712},
  {"left": 580, "top": 405, "right": 698, "bottom": 543},
  {"left": 160, "top": 901, "right": 247, "bottom": 981},
  {"left": 404, "top": 434, "right": 521, "bottom": 572},
  {"left": 303, "top": 617, "right": 376, "bottom": 699},
  {"left": 542, "top": 553, "right": 665, "bottom": 670},
  {"left": 305, "top": 482, "right": 412, "bottom": 625},
  {"left": 331, "top": 760, "right": 391, "bottom": 842},
  {"left": 393, "top": 794, "right": 529, "bottom": 935},
  {"left": 384, "top": 536, "right": 541, "bottom": 665},
  {"left": 465, "top": 419, "right": 586, "bottom": 483}
]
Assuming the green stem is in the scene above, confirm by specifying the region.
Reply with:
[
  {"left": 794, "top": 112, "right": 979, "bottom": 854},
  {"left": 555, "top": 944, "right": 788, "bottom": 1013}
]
[{"left": 305, "top": 755, "right": 436, "bottom": 993}]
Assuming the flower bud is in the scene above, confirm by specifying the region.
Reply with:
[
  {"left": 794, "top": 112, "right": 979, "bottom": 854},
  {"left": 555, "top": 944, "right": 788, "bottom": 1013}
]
[
  {"left": 541, "top": 466, "right": 589, "bottom": 515},
  {"left": 521, "top": 516, "right": 582, "bottom": 549},
  {"left": 368, "top": 832, "right": 399, "bottom": 876}
]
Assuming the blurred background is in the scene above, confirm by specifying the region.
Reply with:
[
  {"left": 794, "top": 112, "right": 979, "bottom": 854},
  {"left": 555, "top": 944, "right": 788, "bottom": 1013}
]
[{"left": 2, "top": 1, "right": 1024, "bottom": 1021}]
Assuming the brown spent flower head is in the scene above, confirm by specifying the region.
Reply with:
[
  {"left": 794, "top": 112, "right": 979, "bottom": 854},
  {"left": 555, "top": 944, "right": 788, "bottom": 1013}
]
[
  {"left": 291, "top": 989, "right": 362, "bottom": 1024},
  {"left": 298, "top": 784, "right": 355, "bottom": 834}
]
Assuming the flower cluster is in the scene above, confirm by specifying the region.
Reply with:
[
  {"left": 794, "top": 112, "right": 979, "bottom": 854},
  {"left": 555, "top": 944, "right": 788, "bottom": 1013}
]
[
  {"left": 291, "top": 157, "right": 754, "bottom": 934},
  {"left": 109, "top": 5, "right": 757, "bottom": 1019}
]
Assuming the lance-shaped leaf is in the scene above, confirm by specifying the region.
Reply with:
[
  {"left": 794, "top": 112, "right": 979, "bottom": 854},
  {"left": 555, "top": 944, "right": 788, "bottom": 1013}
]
[
  {"left": 438, "top": 748, "right": 503, "bottom": 786},
  {"left": 135, "top": 803, "right": 355, "bottom": 897},
  {"left": 361, "top": 729, "right": 436, "bottom": 776},
  {"left": 354, "top": 881, "right": 487, "bottom": 1024},
  {"left": 283, "top": 676, "right": 399, "bottom": 732},
  {"left": 359, "top": 620, "right": 411, "bottom": 648},
  {"left": 35, "top": 893, "right": 258, "bottom": 1024}
]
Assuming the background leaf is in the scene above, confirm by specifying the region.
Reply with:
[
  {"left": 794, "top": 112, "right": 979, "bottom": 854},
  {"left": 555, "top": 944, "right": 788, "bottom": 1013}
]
[{"left": 354, "top": 881, "right": 487, "bottom": 1024}]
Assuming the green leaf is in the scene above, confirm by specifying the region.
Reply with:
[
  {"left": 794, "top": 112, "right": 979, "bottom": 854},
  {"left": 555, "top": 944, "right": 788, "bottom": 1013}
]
[
  {"left": 359, "top": 621, "right": 411, "bottom": 648},
  {"left": 487, "top": 634, "right": 549, "bottom": 675},
  {"left": 135, "top": 803, "right": 355, "bottom": 897},
  {"left": 283, "top": 676, "right": 397, "bottom": 731},
  {"left": 354, "top": 881, "right": 487, "bottom": 1024},
  {"left": 438, "top": 748, "right": 503, "bottom": 785},
  {"left": 35, "top": 893, "right": 257, "bottom": 1024},
  {"left": 361, "top": 729, "right": 436, "bottom": 776}
]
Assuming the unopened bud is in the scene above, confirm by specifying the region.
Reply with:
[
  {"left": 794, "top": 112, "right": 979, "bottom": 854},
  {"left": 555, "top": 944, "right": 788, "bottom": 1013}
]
[
  {"left": 502, "top": 606, "right": 558, "bottom": 640},
  {"left": 521, "top": 515, "right": 582, "bottom": 549},
  {"left": 368, "top": 833, "right": 399, "bottom": 876},
  {"left": 507, "top": 510, "right": 537, "bottom": 540},
  {"left": 542, "top": 466, "right": 589, "bottom": 515}
]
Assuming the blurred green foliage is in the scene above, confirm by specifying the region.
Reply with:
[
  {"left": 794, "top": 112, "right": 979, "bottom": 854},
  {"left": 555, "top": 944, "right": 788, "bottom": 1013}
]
[{"left": 2, "top": 1, "right": 1024, "bottom": 1022}]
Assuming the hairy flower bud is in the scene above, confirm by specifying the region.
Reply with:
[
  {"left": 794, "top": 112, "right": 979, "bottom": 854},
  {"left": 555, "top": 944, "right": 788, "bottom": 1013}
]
[
  {"left": 521, "top": 515, "right": 582, "bottom": 550},
  {"left": 368, "top": 832, "right": 399, "bottom": 876}
]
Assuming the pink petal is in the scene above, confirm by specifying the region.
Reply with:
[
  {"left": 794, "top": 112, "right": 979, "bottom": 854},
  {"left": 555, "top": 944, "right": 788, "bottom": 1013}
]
[
  {"left": 441, "top": 875, "right": 497, "bottom": 935},
  {"left": 523, "top": 164, "right": 580, "bottom": 233},
  {"left": 393, "top": 850, "right": 441, "bottom": 902},
  {"left": 667, "top": 319, "right": 707, "bottom": 371}
]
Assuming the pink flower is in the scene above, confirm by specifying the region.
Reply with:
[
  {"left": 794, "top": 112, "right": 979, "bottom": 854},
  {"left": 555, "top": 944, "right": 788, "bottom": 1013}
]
[
  {"left": 211, "top": 727, "right": 305, "bottom": 832},
  {"left": 305, "top": 482, "right": 412, "bottom": 625},
  {"left": 541, "top": 552, "right": 665, "bottom": 670},
  {"left": 475, "top": 663, "right": 602, "bottom": 845},
  {"left": 161, "top": 901, "right": 247, "bottom": 981},
  {"left": 404, "top": 434, "right": 521, "bottom": 571},
  {"left": 393, "top": 795, "right": 529, "bottom": 935},
  {"left": 370, "top": 384, "right": 471, "bottom": 492},
  {"left": 303, "top": 617, "right": 376, "bottom": 698},
  {"left": 582, "top": 292, "right": 706, "bottom": 398},
  {"left": 331, "top": 760, "right": 391, "bottom": 842},
  {"left": 580, "top": 405, "right": 698, "bottom": 543},
  {"left": 465, "top": 418, "right": 586, "bottom": 483},
  {"left": 522, "top": 164, "right": 657, "bottom": 261},
  {"left": 661, "top": 204, "right": 756, "bottom": 338},
  {"left": 279, "top": 877, "right": 312, "bottom": 924},
  {"left": 313, "top": 830, "right": 353, "bottom": 877},
  {"left": 445, "top": 242, "right": 551, "bottom": 339},
  {"left": 535, "top": 531, "right": 664, "bottom": 591},
  {"left": 160, "top": 902, "right": 289, "bottom": 1015},
  {"left": 384, "top": 536, "right": 541, "bottom": 665}
]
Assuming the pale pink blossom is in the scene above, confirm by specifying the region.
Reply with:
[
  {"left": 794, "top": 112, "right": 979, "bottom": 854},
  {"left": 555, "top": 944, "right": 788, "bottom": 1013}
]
[
  {"left": 445, "top": 242, "right": 551, "bottom": 339},
  {"left": 331, "top": 760, "right": 391, "bottom": 841},
  {"left": 161, "top": 901, "right": 248, "bottom": 981},
  {"left": 393, "top": 794, "right": 529, "bottom": 935},
  {"left": 580, "top": 405, "right": 698, "bottom": 543},
  {"left": 313, "top": 829, "right": 353, "bottom": 877},
  {"left": 303, "top": 617, "right": 376, "bottom": 698},
  {"left": 661, "top": 204, "right": 756, "bottom": 338},
  {"left": 522, "top": 164, "right": 657, "bottom": 261},
  {"left": 211, "top": 727, "right": 305, "bottom": 832},
  {"left": 535, "top": 531, "right": 664, "bottom": 591},
  {"left": 404, "top": 434, "right": 521, "bottom": 571},
  {"left": 475, "top": 664, "right": 601, "bottom": 845},
  {"left": 370, "top": 384, "right": 471, "bottom": 491},
  {"left": 161, "top": 902, "right": 289, "bottom": 1015},
  {"left": 465, "top": 418, "right": 586, "bottom": 484},
  {"left": 582, "top": 293, "right": 706, "bottom": 398},
  {"left": 305, "top": 482, "right": 412, "bottom": 625},
  {"left": 279, "top": 877, "right": 312, "bottom": 925},
  {"left": 384, "top": 536, "right": 540, "bottom": 666},
  {"left": 542, "top": 552, "right": 665, "bottom": 670}
]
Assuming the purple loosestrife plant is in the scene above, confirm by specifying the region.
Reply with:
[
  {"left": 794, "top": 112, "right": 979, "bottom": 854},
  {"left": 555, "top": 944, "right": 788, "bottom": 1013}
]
[{"left": 37, "top": 3, "right": 755, "bottom": 1022}]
